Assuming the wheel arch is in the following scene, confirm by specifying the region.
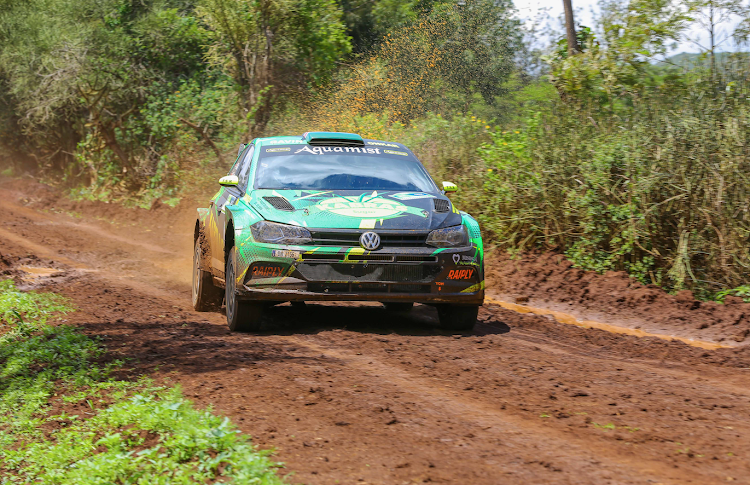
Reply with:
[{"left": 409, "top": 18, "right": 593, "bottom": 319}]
[{"left": 224, "top": 219, "right": 235, "bottom": 267}]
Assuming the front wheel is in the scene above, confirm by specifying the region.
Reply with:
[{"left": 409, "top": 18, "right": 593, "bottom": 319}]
[
  {"left": 436, "top": 305, "right": 479, "bottom": 331},
  {"left": 192, "top": 238, "right": 223, "bottom": 311},
  {"left": 226, "top": 247, "right": 263, "bottom": 331}
]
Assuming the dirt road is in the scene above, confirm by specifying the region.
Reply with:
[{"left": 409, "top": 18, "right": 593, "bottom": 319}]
[{"left": 1, "top": 180, "right": 749, "bottom": 484}]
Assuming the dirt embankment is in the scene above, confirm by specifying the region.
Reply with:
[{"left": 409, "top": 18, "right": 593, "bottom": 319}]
[
  {"left": 488, "top": 252, "right": 750, "bottom": 345},
  {"left": 2, "top": 178, "right": 750, "bottom": 484}
]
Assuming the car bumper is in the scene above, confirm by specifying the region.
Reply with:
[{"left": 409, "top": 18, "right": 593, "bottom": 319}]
[{"left": 236, "top": 245, "right": 484, "bottom": 305}]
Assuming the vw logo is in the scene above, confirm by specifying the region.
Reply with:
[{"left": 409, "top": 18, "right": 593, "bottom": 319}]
[{"left": 359, "top": 231, "right": 381, "bottom": 250}]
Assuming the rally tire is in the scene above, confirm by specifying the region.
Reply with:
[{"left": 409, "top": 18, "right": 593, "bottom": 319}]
[
  {"left": 436, "top": 305, "right": 478, "bottom": 331},
  {"left": 226, "top": 247, "right": 263, "bottom": 331},
  {"left": 383, "top": 302, "right": 414, "bottom": 313},
  {"left": 192, "top": 238, "right": 223, "bottom": 311}
]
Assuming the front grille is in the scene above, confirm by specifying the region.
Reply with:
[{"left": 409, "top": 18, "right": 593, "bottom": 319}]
[
  {"left": 396, "top": 255, "right": 438, "bottom": 263},
  {"left": 310, "top": 230, "right": 429, "bottom": 247},
  {"left": 296, "top": 263, "right": 440, "bottom": 283},
  {"left": 433, "top": 199, "right": 451, "bottom": 212},
  {"left": 307, "top": 282, "right": 431, "bottom": 294},
  {"left": 264, "top": 196, "right": 294, "bottom": 211},
  {"left": 300, "top": 253, "right": 438, "bottom": 263}
]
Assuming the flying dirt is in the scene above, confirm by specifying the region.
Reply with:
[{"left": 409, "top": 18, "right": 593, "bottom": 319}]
[{"left": 1, "top": 178, "right": 750, "bottom": 484}]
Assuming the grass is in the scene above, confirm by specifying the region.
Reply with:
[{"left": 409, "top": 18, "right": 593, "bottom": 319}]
[{"left": 0, "top": 279, "right": 285, "bottom": 484}]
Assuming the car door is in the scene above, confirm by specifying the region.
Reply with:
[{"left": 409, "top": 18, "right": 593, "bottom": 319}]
[{"left": 210, "top": 144, "right": 255, "bottom": 275}]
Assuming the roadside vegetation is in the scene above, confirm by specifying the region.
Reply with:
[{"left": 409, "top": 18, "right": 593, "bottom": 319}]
[
  {"left": 0, "top": 279, "right": 285, "bottom": 483},
  {"left": 1, "top": 0, "right": 749, "bottom": 298}
]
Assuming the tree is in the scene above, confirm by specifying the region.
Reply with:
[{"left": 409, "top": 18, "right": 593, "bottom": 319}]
[
  {"left": 563, "top": 0, "right": 578, "bottom": 54},
  {"left": 0, "top": 0, "right": 213, "bottom": 185},
  {"left": 547, "top": 0, "right": 690, "bottom": 107},
  {"left": 687, "top": 0, "right": 750, "bottom": 78},
  {"left": 197, "top": 0, "right": 351, "bottom": 138}
]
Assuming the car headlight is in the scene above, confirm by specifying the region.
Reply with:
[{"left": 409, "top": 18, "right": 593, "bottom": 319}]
[
  {"left": 250, "top": 221, "right": 312, "bottom": 245},
  {"left": 426, "top": 225, "right": 469, "bottom": 248}
]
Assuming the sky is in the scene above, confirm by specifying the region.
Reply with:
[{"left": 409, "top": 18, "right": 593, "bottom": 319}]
[{"left": 515, "top": 0, "right": 745, "bottom": 56}]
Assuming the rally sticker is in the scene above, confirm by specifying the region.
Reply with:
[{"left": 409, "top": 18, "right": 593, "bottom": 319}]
[
  {"left": 272, "top": 250, "right": 301, "bottom": 259},
  {"left": 367, "top": 141, "right": 400, "bottom": 148},
  {"left": 318, "top": 196, "right": 407, "bottom": 218},
  {"left": 251, "top": 265, "right": 286, "bottom": 278},
  {"left": 384, "top": 149, "right": 408, "bottom": 156},
  {"left": 265, "top": 147, "right": 291, "bottom": 153},
  {"left": 391, "top": 192, "right": 435, "bottom": 200},
  {"left": 294, "top": 146, "right": 381, "bottom": 155},
  {"left": 447, "top": 268, "right": 475, "bottom": 280},
  {"left": 265, "top": 139, "right": 305, "bottom": 145}
]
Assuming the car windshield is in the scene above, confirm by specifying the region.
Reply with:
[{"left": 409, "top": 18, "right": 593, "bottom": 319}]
[{"left": 255, "top": 146, "right": 438, "bottom": 192}]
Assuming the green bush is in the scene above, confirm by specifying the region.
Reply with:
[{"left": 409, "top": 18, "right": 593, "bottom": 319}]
[
  {"left": 0, "top": 280, "right": 284, "bottom": 483},
  {"left": 471, "top": 79, "right": 750, "bottom": 293}
]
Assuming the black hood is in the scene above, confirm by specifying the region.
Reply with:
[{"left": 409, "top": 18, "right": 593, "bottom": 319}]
[{"left": 247, "top": 189, "right": 462, "bottom": 230}]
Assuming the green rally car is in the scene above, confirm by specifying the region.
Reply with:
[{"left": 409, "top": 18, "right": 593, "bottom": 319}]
[{"left": 192, "top": 132, "right": 484, "bottom": 331}]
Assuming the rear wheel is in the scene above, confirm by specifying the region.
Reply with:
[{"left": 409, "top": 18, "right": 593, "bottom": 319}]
[
  {"left": 436, "top": 305, "right": 478, "bottom": 331},
  {"left": 383, "top": 302, "right": 414, "bottom": 313},
  {"left": 192, "top": 238, "right": 222, "bottom": 311},
  {"left": 226, "top": 247, "right": 263, "bottom": 331}
]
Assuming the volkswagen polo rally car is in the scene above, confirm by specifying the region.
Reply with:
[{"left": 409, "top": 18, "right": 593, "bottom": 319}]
[{"left": 192, "top": 132, "right": 484, "bottom": 331}]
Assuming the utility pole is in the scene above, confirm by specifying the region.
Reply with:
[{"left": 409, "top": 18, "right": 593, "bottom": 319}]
[{"left": 563, "top": 0, "right": 578, "bottom": 54}]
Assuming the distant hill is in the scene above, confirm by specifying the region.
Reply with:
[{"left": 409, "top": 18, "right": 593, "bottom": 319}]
[{"left": 656, "top": 52, "right": 749, "bottom": 68}]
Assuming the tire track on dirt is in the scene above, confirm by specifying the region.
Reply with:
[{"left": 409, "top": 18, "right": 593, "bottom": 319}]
[
  {"left": 285, "top": 334, "right": 688, "bottom": 484},
  {"left": 2, "top": 184, "right": 750, "bottom": 484}
]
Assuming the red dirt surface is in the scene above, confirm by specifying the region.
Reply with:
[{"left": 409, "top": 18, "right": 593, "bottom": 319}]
[
  {"left": 488, "top": 251, "right": 750, "bottom": 345},
  {"left": 2, "top": 178, "right": 750, "bottom": 484}
]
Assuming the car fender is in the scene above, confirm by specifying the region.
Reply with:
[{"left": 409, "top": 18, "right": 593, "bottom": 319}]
[
  {"left": 224, "top": 204, "right": 264, "bottom": 286},
  {"left": 460, "top": 212, "right": 484, "bottom": 289}
]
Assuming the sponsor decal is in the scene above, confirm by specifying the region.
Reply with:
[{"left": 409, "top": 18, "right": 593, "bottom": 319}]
[
  {"left": 264, "top": 139, "right": 305, "bottom": 145},
  {"left": 272, "top": 249, "right": 301, "bottom": 259},
  {"left": 383, "top": 149, "right": 408, "bottom": 156},
  {"left": 446, "top": 268, "right": 475, "bottom": 280},
  {"left": 294, "top": 145, "right": 381, "bottom": 155},
  {"left": 454, "top": 254, "right": 478, "bottom": 265},
  {"left": 367, "top": 141, "right": 400, "bottom": 148},
  {"left": 318, "top": 194, "right": 409, "bottom": 219},
  {"left": 265, "top": 147, "right": 290, "bottom": 153},
  {"left": 391, "top": 192, "right": 435, "bottom": 200},
  {"left": 251, "top": 264, "right": 286, "bottom": 278}
]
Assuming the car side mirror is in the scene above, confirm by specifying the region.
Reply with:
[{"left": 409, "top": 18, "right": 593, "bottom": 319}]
[
  {"left": 442, "top": 181, "right": 458, "bottom": 193},
  {"left": 219, "top": 175, "right": 239, "bottom": 187}
]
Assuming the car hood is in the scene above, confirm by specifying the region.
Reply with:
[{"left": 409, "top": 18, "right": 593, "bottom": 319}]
[{"left": 245, "top": 189, "right": 462, "bottom": 230}]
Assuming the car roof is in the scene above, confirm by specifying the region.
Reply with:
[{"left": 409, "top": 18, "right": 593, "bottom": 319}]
[{"left": 254, "top": 135, "right": 409, "bottom": 151}]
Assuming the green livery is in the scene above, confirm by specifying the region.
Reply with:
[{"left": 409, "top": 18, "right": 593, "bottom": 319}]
[{"left": 192, "top": 132, "right": 484, "bottom": 331}]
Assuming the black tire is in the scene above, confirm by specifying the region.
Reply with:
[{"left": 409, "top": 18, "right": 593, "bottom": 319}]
[
  {"left": 192, "top": 238, "right": 223, "bottom": 311},
  {"left": 436, "top": 305, "right": 479, "bottom": 331},
  {"left": 226, "top": 247, "right": 263, "bottom": 331},
  {"left": 383, "top": 302, "right": 414, "bottom": 313}
]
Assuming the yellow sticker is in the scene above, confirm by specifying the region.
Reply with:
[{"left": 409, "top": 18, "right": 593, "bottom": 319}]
[{"left": 384, "top": 149, "right": 408, "bottom": 156}]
